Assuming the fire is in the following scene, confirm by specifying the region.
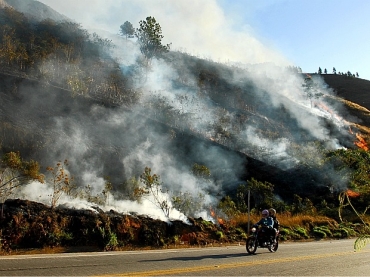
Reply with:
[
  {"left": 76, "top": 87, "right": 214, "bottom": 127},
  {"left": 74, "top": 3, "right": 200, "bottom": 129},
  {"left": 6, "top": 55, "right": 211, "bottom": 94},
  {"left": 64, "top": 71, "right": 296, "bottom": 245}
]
[
  {"left": 210, "top": 208, "right": 216, "bottom": 218},
  {"left": 209, "top": 207, "right": 225, "bottom": 226},
  {"left": 346, "top": 189, "right": 360, "bottom": 198},
  {"left": 354, "top": 133, "right": 368, "bottom": 151}
]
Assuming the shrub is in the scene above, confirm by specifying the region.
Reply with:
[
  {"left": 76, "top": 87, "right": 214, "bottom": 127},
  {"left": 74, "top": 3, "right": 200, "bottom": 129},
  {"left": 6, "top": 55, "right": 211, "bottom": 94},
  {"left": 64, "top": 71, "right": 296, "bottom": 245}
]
[
  {"left": 337, "top": 225, "right": 356, "bottom": 238},
  {"left": 235, "top": 227, "right": 245, "bottom": 235},
  {"left": 294, "top": 227, "right": 310, "bottom": 239},
  {"left": 279, "top": 228, "right": 293, "bottom": 241},
  {"left": 313, "top": 227, "right": 327, "bottom": 238},
  {"left": 317, "top": 226, "right": 333, "bottom": 236},
  {"left": 201, "top": 220, "right": 213, "bottom": 226},
  {"left": 215, "top": 231, "right": 224, "bottom": 239},
  {"left": 98, "top": 226, "right": 118, "bottom": 251}
]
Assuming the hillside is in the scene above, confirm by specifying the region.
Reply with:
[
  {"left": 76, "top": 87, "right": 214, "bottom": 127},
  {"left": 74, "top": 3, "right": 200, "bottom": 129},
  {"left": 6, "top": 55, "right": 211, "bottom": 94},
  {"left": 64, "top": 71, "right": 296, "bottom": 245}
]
[
  {"left": 4, "top": 0, "right": 69, "bottom": 22},
  {"left": 0, "top": 1, "right": 370, "bottom": 253},
  {"left": 322, "top": 74, "right": 370, "bottom": 110}
]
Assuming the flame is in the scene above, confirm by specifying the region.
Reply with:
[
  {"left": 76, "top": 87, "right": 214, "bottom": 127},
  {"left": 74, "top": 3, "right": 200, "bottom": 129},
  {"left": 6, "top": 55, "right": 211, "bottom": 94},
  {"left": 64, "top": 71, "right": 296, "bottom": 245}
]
[
  {"left": 210, "top": 208, "right": 215, "bottom": 218},
  {"left": 354, "top": 133, "right": 368, "bottom": 151},
  {"left": 313, "top": 101, "right": 345, "bottom": 126},
  {"left": 209, "top": 207, "right": 225, "bottom": 226},
  {"left": 346, "top": 189, "right": 360, "bottom": 198}
]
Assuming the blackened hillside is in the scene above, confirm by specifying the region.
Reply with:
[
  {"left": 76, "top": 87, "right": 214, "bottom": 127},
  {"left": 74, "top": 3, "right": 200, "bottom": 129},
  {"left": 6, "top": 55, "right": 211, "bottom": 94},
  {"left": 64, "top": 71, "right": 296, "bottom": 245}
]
[{"left": 321, "top": 74, "right": 370, "bottom": 110}]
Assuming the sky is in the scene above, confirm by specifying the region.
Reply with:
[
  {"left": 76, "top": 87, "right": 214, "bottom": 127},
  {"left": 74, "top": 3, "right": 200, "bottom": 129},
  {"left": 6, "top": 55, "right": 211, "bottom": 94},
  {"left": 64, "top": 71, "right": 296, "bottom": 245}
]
[
  {"left": 36, "top": 0, "right": 370, "bottom": 80},
  {"left": 7, "top": 0, "right": 363, "bottom": 219}
]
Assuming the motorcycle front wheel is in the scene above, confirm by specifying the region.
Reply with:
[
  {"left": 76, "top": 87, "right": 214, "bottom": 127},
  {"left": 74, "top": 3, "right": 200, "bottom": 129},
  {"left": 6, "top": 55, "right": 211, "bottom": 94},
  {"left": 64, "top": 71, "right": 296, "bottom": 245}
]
[
  {"left": 268, "top": 240, "right": 279, "bottom": 252},
  {"left": 246, "top": 237, "right": 257, "bottom": 254}
]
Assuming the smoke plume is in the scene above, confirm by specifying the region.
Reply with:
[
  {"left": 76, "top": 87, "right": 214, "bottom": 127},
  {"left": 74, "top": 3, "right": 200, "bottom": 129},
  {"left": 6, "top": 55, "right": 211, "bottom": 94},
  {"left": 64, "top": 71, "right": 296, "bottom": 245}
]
[{"left": 3, "top": 0, "right": 357, "bottom": 221}]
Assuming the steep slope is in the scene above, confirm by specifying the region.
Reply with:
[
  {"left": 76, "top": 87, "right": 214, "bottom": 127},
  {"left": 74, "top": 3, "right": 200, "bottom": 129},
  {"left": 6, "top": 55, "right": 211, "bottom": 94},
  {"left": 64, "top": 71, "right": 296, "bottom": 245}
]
[
  {"left": 4, "top": 0, "right": 70, "bottom": 22},
  {"left": 1, "top": 2, "right": 370, "bottom": 223},
  {"left": 322, "top": 74, "right": 370, "bottom": 110},
  {"left": 321, "top": 74, "right": 370, "bottom": 137}
]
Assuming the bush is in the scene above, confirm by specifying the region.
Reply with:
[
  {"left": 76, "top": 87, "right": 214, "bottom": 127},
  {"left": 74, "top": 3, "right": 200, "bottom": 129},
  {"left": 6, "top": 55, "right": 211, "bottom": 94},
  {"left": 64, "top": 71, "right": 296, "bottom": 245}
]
[
  {"left": 105, "top": 232, "right": 118, "bottom": 251},
  {"left": 294, "top": 227, "right": 310, "bottom": 239},
  {"left": 98, "top": 227, "right": 118, "bottom": 251},
  {"left": 279, "top": 227, "right": 302, "bottom": 241},
  {"left": 337, "top": 225, "right": 356, "bottom": 238},
  {"left": 313, "top": 227, "right": 327, "bottom": 238},
  {"left": 317, "top": 226, "right": 333, "bottom": 236},
  {"left": 215, "top": 231, "right": 224, "bottom": 239},
  {"left": 235, "top": 227, "right": 245, "bottom": 235}
]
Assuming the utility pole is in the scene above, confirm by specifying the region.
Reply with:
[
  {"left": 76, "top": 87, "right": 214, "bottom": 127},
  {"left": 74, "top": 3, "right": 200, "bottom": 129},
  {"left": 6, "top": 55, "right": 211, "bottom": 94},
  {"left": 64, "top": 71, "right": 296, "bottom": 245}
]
[{"left": 247, "top": 189, "right": 251, "bottom": 235}]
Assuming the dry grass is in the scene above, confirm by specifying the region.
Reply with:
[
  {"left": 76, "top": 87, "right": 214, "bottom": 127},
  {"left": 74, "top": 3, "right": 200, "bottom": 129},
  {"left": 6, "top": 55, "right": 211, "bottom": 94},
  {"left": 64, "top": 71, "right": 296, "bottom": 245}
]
[
  {"left": 341, "top": 98, "right": 370, "bottom": 114},
  {"left": 231, "top": 212, "right": 339, "bottom": 229}
]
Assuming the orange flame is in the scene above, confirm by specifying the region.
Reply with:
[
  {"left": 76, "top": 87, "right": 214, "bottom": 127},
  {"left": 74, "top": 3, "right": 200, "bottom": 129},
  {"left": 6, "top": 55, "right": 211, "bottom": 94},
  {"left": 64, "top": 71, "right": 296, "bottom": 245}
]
[
  {"left": 210, "top": 208, "right": 216, "bottom": 218},
  {"left": 354, "top": 133, "right": 368, "bottom": 151},
  {"left": 313, "top": 101, "right": 344, "bottom": 124},
  {"left": 346, "top": 189, "right": 360, "bottom": 198},
  {"left": 210, "top": 207, "right": 225, "bottom": 226}
]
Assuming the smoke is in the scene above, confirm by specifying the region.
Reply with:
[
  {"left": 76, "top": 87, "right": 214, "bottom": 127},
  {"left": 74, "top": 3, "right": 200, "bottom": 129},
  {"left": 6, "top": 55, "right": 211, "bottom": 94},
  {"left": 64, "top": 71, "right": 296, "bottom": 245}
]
[
  {"left": 4, "top": 0, "right": 357, "bottom": 220},
  {"left": 37, "top": 0, "right": 288, "bottom": 66}
]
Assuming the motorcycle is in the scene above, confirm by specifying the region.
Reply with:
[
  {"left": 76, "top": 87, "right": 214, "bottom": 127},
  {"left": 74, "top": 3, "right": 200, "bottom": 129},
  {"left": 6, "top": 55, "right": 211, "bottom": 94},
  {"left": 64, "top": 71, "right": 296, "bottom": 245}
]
[{"left": 245, "top": 225, "right": 279, "bottom": 254}]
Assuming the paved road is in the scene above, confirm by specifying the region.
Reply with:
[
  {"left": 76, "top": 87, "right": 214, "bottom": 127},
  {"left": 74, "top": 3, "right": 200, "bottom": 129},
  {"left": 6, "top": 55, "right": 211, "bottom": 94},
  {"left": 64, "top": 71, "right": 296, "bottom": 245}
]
[{"left": 0, "top": 239, "right": 369, "bottom": 276}]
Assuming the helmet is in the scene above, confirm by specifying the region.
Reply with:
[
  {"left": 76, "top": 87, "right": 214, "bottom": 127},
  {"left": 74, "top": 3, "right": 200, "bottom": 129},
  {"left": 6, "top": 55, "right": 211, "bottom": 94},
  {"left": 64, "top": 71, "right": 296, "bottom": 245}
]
[
  {"left": 269, "top": 208, "right": 276, "bottom": 216},
  {"left": 262, "top": 209, "right": 269, "bottom": 216}
]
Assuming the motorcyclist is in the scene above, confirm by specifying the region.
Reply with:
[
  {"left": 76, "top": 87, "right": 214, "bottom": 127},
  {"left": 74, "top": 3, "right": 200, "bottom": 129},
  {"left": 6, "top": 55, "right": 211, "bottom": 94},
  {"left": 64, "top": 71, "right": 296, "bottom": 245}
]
[
  {"left": 253, "top": 209, "right": 274, "bottom": 243},
  {"left": 269, "top": 208, "right": 280, "bottom": 243}
]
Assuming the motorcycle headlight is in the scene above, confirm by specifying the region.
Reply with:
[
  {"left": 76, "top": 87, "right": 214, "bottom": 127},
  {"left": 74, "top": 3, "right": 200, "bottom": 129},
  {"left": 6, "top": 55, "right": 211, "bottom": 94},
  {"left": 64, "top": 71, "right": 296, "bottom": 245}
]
[{"left": 251, "top": 227, "right": 256, "bottom": 232}]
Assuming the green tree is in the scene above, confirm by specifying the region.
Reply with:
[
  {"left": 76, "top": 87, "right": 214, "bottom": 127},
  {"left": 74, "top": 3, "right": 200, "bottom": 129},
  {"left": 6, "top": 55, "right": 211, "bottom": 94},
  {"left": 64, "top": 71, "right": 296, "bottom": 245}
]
[
  {"left": 247, "top": 178, "right": 274, "bottom": 209},
  {"left": 218, "top": 195, "right": 238, "bottom": 217},
  {"left": 191, "top": 163, "right": 211, "bottom": 180},
  {"left": 172, "top": 191, "right": 204, "bottom": 217},
  {"left": 135, "top": 16, "right": 171, "bottom": 62},
  {"left": 318, "top": 67, "right": 322, "bottom": 74},
  {"left": 236, "top": 183, "right": 248, "bottom": 213},
  {"left": 119, "top": 21, "right": 135, "bottom": 39},
  {"left": 292, "top": 194, "right": 303, "bottom": 214}
]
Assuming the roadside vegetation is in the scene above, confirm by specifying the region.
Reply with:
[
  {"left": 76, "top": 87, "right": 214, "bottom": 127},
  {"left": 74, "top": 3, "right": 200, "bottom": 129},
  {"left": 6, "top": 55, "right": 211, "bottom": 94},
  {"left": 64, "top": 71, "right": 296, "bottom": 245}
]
[{"left": 0, "top": 6, "right": 369, "bottom": 254}]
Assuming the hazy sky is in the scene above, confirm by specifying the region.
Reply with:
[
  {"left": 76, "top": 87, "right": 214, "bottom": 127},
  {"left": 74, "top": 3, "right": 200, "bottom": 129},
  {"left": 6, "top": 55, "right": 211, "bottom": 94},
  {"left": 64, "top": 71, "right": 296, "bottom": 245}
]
[{"left": 37, "top": 0, "right": 370, "bottom": 80}]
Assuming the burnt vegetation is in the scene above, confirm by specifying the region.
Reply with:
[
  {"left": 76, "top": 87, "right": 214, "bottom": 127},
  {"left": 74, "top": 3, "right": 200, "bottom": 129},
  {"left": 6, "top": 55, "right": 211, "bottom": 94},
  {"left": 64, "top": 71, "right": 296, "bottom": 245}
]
[{"left": 0, "top": 3, "right": 370, "bottom": 253}]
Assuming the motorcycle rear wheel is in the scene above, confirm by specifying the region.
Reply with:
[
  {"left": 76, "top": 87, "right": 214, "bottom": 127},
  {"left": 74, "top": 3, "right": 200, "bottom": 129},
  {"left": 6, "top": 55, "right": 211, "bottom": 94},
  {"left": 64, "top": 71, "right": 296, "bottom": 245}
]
[{"left": 246, "top": 237, "right": 257, "bottom": 254}]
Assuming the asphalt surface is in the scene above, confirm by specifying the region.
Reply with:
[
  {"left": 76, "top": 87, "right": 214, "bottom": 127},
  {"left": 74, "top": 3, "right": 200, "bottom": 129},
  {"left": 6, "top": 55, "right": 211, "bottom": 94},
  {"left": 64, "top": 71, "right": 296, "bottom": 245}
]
[{"left": 0, "top": 239, "right": 369, "bottom": 276}]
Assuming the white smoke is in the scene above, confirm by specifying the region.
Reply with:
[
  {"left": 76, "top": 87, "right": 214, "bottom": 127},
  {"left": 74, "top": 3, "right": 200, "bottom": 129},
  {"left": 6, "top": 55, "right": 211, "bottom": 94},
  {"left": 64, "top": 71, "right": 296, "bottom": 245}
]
[
  {"left": 6, "top": 0, "right": 355, "bottom": 221},
  {"left": 37, "top": 0, "right": 289, "bottom": 66},
  {"left": 16, "top": 181, "right": 189, "bottom": 222}
]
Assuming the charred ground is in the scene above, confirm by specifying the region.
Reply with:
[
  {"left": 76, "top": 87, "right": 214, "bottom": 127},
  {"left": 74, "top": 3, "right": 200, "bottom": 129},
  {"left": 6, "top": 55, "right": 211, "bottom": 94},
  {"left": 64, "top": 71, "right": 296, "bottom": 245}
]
[{"left": 1, "top": 1, "right": 370, "bottom": 254}]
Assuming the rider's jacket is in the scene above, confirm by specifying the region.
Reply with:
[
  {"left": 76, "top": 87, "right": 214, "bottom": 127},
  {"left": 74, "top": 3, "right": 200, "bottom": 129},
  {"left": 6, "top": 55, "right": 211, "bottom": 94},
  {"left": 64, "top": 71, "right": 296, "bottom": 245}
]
[
  {"left": 271, "top": 215, "right": 280, "bottom": 230},
  {"left": 254, "top": 216, "right": 274, "bottom": 228}
]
